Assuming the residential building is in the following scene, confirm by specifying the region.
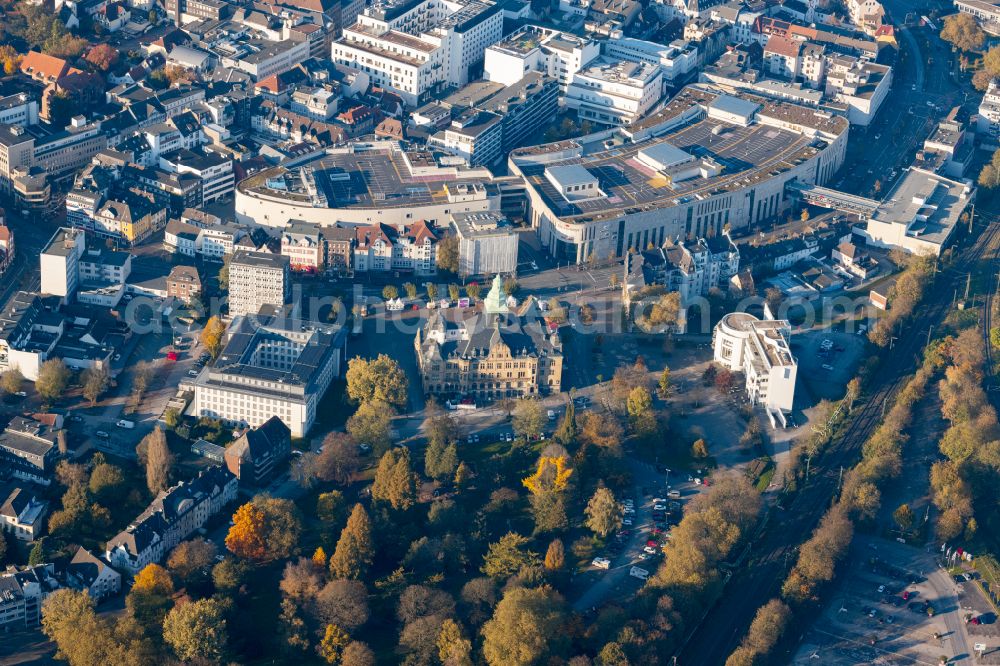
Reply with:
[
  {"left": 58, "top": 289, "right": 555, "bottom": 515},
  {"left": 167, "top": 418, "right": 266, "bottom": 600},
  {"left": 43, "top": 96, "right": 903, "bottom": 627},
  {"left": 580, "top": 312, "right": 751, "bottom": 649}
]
[
  {"left": 159, "top": 149, "right": 234, "bottom": 206},
  {"left": 65, "top": 547, "right": 121, "bottom": 600},
  {"left": 224, "top": 415, "right": 291, "bottom": 484},
  {"left": 429, "top": 109, "right": 503, "bottom": 166},
  {"left": 831, "top": 241, "right": 877, "bottom": 279},
  {"left": 105, "top": 466, "right": 238, "bottom": 575},
  {"left": 603, "top": 38, "right": 699, "bottom": 88},
  {"left": 713, "top": 312, "right": 797, "bottom": 414},
  {"left": 622, "top": 233, "right": 739, "bottom": 332},
  {"left": 228, "top": 251, "right": 290, "bottom": 318},
  {"left": 0, "top": 564, "right": 62, "bottom": 629},
  {"left": 354, "top": 220, "right": 438, "bottom": 275},
  {"left": 166, "top": 265, "right": 202, "bottom": 303},
  {"left": 0, "top": 417, "right": 59, "bottom": 484},
  {"left": 0, "top": 125, "right": 34, "bottom": 195},
  {"left": 41, "top": 228, "right": 132, "bottom": 303},
  {"left": 190, "top": 314, "right": 347, "bottom": 436},
  {"left": 979, "top": 78, "right": 1000, "bottom": 143},
  {"left": 451, "top": 210, "right": 518, "bottom": 276},
  {"left": 415, "top": 275, "right": 563, "bottom": 400},
  {"left": 0, "top": 485, "right": 48, "bottom": 540},
  {"left": 324, "top": 224, "right": 355, "bottom": 273},
  {"left": 281, "top": 221, "right": 325, "bottom": 272},
  {"left": 164, "top": 219, "right": 199, "bottom": 257},
  {"left": 332, "top": 0, "right": 505, "bottom": 106},
  {"left": 484, "top": 25, "right": 600, "bottom": 91}
]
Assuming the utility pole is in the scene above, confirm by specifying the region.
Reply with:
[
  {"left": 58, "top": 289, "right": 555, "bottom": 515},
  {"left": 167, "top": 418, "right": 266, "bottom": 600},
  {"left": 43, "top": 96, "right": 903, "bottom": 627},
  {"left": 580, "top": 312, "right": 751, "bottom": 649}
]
[
  {"left": 926, "top": 325, "right": 934, "bottom": 347},
  {"left": 965, "top": 272, "right": 972, "bottom": 302},
  {"left": 970, "top": 202, "right": 975, "bottom": 233}
]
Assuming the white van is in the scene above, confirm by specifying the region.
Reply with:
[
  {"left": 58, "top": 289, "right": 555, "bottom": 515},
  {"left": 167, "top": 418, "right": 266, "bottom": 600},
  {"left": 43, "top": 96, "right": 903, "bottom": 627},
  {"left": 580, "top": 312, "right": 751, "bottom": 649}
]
[{"left": 629, "top": 566, "right": 649, "bottom": 580}]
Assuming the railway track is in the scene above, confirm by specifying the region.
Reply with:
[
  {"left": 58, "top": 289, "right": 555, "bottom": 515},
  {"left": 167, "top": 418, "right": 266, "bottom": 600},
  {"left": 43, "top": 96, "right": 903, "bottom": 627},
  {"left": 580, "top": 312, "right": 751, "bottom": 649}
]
[{"left": 675, "top": 218, "right": 1000, "bottom": 665}]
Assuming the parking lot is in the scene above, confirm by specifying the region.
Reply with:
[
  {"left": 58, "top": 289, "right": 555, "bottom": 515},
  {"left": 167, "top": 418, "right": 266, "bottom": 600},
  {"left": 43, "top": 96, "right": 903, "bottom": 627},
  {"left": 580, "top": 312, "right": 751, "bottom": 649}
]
[
  {"left": 793, "top": 535, "right": 995, "bottom": 665},
  {"left": 791, "top": 327, "right": 868, "bottom": 401}
]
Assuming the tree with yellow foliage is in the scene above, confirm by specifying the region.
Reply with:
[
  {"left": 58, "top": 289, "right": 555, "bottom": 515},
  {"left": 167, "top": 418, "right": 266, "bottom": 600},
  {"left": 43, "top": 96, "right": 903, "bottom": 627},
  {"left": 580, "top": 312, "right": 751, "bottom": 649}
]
[
  {"left": 522, "top": 456, "right": 573, "bottom": 495},
  {"left": 225, "top": 502, "right": 268, "bottom": 561},
  {"left": 312, "top": 546, "right": 328, "bottom": 568},
  {"left": 522, "top": 452, "right": 574, "bottom": 534}
]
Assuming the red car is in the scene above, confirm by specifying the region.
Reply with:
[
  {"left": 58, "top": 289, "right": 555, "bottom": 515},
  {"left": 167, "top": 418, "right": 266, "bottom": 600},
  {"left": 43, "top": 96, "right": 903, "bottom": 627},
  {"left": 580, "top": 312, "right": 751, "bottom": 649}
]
[
  {"left": 646, "top": 540, "right": 658, "bottom": 548},
  {"left": 166, "top": 351, "right": 178, "bottom": 361}
]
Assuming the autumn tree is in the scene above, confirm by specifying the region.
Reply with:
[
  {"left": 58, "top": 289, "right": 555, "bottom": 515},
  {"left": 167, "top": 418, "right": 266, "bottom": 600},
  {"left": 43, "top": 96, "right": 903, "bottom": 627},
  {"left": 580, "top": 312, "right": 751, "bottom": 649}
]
[
  {"left": 36, "top": 359, "right": 70, "bottom": 403},
  {"left": 225, "top": 496, "right": 302, "bottom": 562},
  {"left": 163, "top": 598, "right": 228, "bottom": 663},
  {"left": 941, "top": 12, "right": 985, "bottom": 52},
  {"left": 315, "top": 579, "right": 370, "bottom": 632},
  {"left": 372, "top": 447, "right": 416, "bottom": 510},
  {"left": 437, "top": 618, "right": 473, "bottom": 666},
  {"left": 481, "top": 586, "right": 566, "bottom": 666},
  {"left": 585, "top": 487, "right": 621, "bottom": 538},
  {"left": 577, "top": 411, "right": 624, "bottom": 455},
  {"left": 329, "top": 504, "right": 374, "bottom": 579},
  {"left": 318, "top": 624, "right": 350, "bottom": 664},
  {"left": 382, "top": 285, "right": 399, "bottom": 300},
  {"left": 43, "top": 589, "right": 154, "bottom": 664},
  {"left": 81, "top": 365, "right": 110, "bottom": 405},
  {"left": 523, "top": 452, "right": 573, "bottom": 534},
  {"left": 658, "top": 366, "right": 671, "bottom": 398},
  {"left": 85, "top": 44, "right": 119, "bottom": 72},
  {"left": 128, "top": 563, "right": 175, "bottom": 631},
  {"left": 893, "top": 503, "right": 914, "bottom": 532},
  {"left": 481, "top": 532, "right": 540, "bottom": 579},
  {"left": 553, "top": 400, "right": 576, "bottom": 446},
  {"left": 1, "top": 367, "right": 23, "bottom": 395},
  {"left": 167, "top": 537, "right": 217, "bottom": 584},
  {"left": 544, "top": 538, "right": 565, "bottom": 572},
  {"left": 346, "top": 354, "right": 408, "bottom": 407},
  {"left": 0, "top": 46, "right": 21, "bottom": 76},
  {"left": 691, "top": 438, "right": 709, "bottom": 459},
  {"left": 346, "top": 399, "right": 393, "bottom": 456},
  {"left": 437, "top": 235, "right": 460, "bottom": 274},
  {"left": 142, "top": 426, "right": 173, "bottom": 494},
  {"left": 201, "top": 316, "right": 226, "bottom": 358},
  {"left": 309, "top": 432, "right": 362, "bottom": 485},
  {"left": 626, "top": 386, "right": 656, "bottom": 436},
  {"left": 512, "top": 398, "right": 546, "bottom": 439}
]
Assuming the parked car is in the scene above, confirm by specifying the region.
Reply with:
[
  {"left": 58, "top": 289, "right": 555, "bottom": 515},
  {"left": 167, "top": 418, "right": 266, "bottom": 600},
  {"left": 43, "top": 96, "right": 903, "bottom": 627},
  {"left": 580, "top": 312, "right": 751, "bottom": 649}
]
[
  {"left": 96, "top": 431, "right": 110, "bottom": 439},
  {"left": 116, "top": 419, "right": 135, "bottom": 429},
  {"left": 822, "top": 364, "right": 834, "bottom": 371},
  {"left": 13, "top": 391, "right": 26, "bottom": 398},
  {"left": 643, "top": 546, "right": 658, "bottom": 555},
  {"left": 653, "top": 503, "right": 666, "bottom": 511},
  {"left": 592, "top": 557, "right": 611, "bottom": 570},
  {"left": 667, "top": 490, "right": 681, "bottom": 499},
  {"left": 629, "top": 566, "right": 649, "bottom": 580}
]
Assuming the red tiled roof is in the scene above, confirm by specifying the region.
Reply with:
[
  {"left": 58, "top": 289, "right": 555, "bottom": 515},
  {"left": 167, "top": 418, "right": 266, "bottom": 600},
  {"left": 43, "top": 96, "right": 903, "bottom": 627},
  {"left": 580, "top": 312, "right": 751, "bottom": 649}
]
[
  {"left": 764, "top": 35, "right": 802, "bottom": 58},
  {"left": 20, "top": 51, "right": 70, "bottom": 83}
]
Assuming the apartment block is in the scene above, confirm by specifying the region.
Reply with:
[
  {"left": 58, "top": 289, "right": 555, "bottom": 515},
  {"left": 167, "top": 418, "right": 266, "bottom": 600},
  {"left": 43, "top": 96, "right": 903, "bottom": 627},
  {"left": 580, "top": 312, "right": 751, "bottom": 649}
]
[{"left": 228, "top": 250, "right": 291, "bottom": 318}]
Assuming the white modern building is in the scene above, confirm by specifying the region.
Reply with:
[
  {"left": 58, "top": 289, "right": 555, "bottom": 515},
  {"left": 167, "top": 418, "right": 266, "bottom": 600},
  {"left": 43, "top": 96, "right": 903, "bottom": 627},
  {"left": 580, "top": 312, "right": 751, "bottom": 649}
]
[
  {"left": 713, "top": 312, "right": 797, "bottom": 414},
  {"left": 40, "top": 227, "right": 132, "bottom": 304},
  {"left": 565, "top": 58, "right": 664, "bottom": 126},
  {"left": 979, "top": 78, "right": 1000, "bottom": 143},
  {"left": 484, "top": 25, "right": 600, "bottom": 90},
  {"left": 861, "top": 168, "right": 975, "bottom": 256},
  {"left": 602, "top": 37, "right": 699, "bottom": 88},
  {"left": 451, "top": 210, "right": 518, "bottom": 276},
  {"left": 332, "top": 0, "right": 505, "bottom": 107},
  {"left": 228, "top": 250, "right": 290, "bottom": 318},
  {"left": 189, "top": 315, "right": 347, "bottom": 437}
]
